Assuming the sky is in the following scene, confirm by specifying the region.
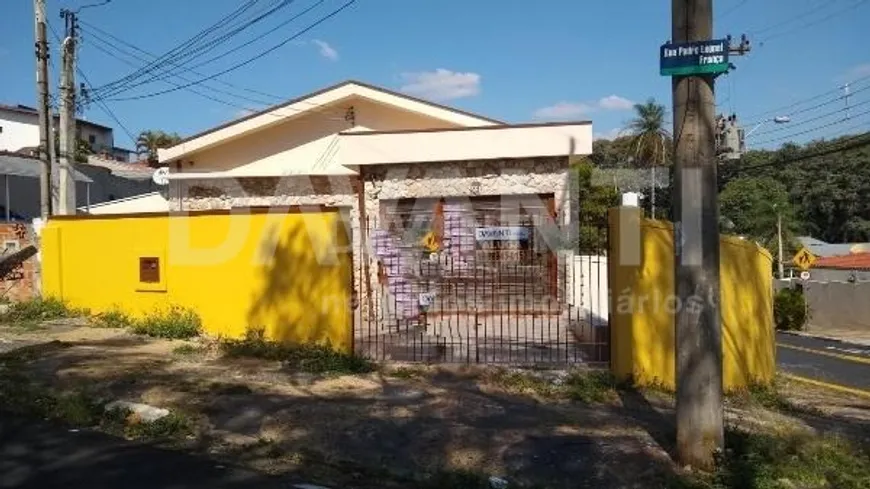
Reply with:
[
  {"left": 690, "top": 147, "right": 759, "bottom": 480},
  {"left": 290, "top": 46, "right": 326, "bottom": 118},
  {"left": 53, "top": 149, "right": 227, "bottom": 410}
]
[{"left": 0, "top": 0, "right": 868, "bottom": 151}]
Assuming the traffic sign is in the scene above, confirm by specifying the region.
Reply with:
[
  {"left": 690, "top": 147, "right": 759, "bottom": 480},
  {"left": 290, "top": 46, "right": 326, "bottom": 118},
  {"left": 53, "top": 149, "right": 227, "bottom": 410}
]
[
  {"left": 800, "top": 271, "right": 811, "bottom": 280},
  {"left": 420, "top": 231, "right": 440, "bottom": 253},
  {"left": 792, "top": 247, "right": 817, "bottom": 271}
]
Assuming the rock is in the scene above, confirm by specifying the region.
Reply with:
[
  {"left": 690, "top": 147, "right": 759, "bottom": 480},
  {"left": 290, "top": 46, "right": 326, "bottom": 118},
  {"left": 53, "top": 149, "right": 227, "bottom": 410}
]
[
  {"left": 489, "top": 476, "right": 509, "bottom": 489},
  {"left": 105, "top": 400, "right": 169, "bottom": 422}
]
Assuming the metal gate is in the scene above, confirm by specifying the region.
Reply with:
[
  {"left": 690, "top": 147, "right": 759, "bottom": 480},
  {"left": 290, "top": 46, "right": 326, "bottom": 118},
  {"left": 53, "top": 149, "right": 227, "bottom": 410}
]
[{"left": 354, "top": 195, "right": 609, "bottom": 366}]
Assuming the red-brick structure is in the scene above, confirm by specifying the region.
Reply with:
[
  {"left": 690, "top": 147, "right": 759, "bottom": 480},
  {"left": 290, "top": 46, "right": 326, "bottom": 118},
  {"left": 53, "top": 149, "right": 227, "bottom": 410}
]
[{"left": 0, "top": 222, "right": 37, "bottom": 301}]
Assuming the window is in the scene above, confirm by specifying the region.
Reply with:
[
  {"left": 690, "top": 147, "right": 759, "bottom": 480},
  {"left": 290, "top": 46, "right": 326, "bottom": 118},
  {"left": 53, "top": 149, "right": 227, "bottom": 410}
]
[
  {"left": 3, "top": 241, "right": 19, "bottom": 253},
  {"left": 0, "top": 126, "right": 4, "bottom": 133},
  {"left": 139, "top": 257, "right": 160, "bottom": 283},
  {"left": 88, "top": 134, "right": 96, "bottom": 144}
]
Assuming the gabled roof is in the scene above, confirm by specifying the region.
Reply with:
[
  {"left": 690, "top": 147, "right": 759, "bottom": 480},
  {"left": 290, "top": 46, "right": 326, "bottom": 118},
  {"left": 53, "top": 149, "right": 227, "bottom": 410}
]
[{"left": 159, "top": 80, "right": 503, "bottom": 163}]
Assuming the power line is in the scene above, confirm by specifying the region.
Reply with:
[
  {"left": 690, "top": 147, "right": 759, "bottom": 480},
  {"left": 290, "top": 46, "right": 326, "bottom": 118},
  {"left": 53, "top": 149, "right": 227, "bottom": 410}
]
[
  {"left": 91, "top": 0, "right": 303, "bottom": 99},
  {"left": 757, "top": 0, "right": 869, "bottom": 43},
  {"left": 92, "top": 0, "right": 327, "bottom": 101},
  {"left": 739, "top": 132, "right": 870, "bottom": 172},
  {"left": 752, "top": 108, "right": 870, "bottom": 146},
  {"left": 103, "top": 0, "right": 356, "bottom": 102},
  {"left": 717, "top": 0, "right": 748, "bottom": 20},
  {"left": 741, "top": 76, "right": 870, "bottom": 128},
  {"left": 77, "top": 66, "right": 138, "bottom": 146},
  {"left": 750, "top": 96, "right": 870, "bottom": 138}
]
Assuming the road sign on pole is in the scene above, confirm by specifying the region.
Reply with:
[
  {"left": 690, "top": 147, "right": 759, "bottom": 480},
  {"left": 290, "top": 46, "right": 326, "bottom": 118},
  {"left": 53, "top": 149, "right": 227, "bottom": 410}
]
[
  {"left": 792, "top": 247, "right": 817, "bottom": 271},
  {"left": 660, "top": 39, "right": 730, "bottom": 76}
]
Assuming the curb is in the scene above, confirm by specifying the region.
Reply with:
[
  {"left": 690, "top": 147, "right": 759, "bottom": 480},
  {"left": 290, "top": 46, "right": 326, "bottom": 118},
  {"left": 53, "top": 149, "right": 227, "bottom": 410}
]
[{"left": 777, "top": 330, "right": 870, "bottom": 347}]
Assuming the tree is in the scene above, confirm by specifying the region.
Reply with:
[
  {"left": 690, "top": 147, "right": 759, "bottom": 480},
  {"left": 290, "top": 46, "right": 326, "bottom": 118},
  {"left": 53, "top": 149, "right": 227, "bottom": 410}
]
[
  {"left": 136, "top": 130, "right": 182, "bottom": 167},
  {"left": 570, "top": 158, "right": 619, "bottom": 253},
  {"left": 719, "top": 176, "right": 796, "bottom": 253},
  {"left": 625, "top": 98, "right": 671, "bottom": 219}
]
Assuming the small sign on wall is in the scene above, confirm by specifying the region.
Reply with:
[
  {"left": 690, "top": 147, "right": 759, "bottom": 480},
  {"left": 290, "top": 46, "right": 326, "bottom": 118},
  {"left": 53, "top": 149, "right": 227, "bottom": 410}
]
[{"left": 475, "top": 227, "right": 530, "bottom": 242}]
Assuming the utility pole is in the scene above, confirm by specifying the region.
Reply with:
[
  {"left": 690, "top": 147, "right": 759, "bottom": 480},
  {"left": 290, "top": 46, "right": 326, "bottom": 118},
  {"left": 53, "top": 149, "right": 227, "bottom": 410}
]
[
  {"left": 58, "top": 8, "right": 78, "bottom": 215},
  {"left": 34, "top": 0, "right": 52, "bottom": 218},
  {"left": 671, "top": 0, "right": 722, "bottom": 469},
  {"left": 776, "top": 208, "right": 784, "bottom": 279}
]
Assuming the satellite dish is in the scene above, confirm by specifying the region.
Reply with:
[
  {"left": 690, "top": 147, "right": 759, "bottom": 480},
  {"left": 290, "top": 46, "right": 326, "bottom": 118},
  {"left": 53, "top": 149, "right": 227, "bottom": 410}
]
[{"left": 152, "top": 167, "right": 170, "bottom": 186}]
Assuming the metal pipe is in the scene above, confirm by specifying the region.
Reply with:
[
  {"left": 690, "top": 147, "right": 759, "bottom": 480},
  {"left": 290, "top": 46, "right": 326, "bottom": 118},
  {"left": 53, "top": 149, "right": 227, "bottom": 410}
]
[{"left": 4, "top": 174, "right": 9, "bottom": 221}]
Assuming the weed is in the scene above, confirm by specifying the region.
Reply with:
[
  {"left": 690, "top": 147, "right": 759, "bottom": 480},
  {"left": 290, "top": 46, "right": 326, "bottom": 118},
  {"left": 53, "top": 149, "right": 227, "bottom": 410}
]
[
  {"left": 125, "top": 411, "right": 194, "bottom": 440},
  {"left": 486, "top": 368, "right": 617, "bottom": 403},
  {"left": 388, "top": 366, "right": 427, "bottom": 379},
  {"left": 131, "top": 306, "right": 201, "bottom": 339},
  {"left": 92, "top": 308, "right": 133, "bottom": 329},
  {"left": 172, "top": 343, "right": 206, "bottom": 356},
  {"left": 220, "top": 329, "right": 375, "bottom": 374},
  {"left": 0, "top": 297, "right": 75, "bottom": 323},
  {"left": 729, "top": 381, "right": 822, "bottom": 416}
]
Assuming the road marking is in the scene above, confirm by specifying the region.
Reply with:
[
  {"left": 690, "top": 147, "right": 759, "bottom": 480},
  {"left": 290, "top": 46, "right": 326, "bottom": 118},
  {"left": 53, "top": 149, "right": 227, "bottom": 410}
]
[
  {"left": 777, "top": 343, "right": 870, "bottom": 365},
  {"left": 780, "top": 373, "right": 870, "bottom": 399}
]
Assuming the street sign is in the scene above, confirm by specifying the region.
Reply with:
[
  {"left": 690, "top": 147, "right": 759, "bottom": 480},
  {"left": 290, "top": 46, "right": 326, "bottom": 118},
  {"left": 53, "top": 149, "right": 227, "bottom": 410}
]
[
  {"left": 800, "top": 271, "right": 811, "bottom": 280},
  {"left": 660, "top": 39, "right": 730, "bottom": 76},
  {"left": 792, "top": 247, "right": 817, "bottom": 271}
]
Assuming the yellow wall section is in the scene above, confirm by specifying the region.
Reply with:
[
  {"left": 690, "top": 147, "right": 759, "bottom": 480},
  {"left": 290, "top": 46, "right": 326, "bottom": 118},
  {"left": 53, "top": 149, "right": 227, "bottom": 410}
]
[
  {"left": 609, "top": 208, "right": 775, "bottom": 392},
  {"left": 41, "top": 210, "right": 353, "bottom": 352}
]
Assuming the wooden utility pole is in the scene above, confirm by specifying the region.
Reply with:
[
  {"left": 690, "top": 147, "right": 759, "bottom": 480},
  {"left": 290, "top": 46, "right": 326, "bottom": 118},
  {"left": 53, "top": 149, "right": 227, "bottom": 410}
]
[
  {"left": 58, "top": 9, "right": 78, "bottom": 215},
  {"left": 33, "top": 0, "right": 52, "bottom": 218},
  {"left": 671, "top": 0, "right": 723, "bottom": 469}
]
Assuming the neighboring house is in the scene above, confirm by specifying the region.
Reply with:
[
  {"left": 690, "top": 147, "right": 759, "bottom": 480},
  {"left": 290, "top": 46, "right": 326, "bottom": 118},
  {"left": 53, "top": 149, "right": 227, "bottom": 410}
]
[
  {"left": 809, "top": 252, "right": 870, "bottom": 283},
  {"left": 0, "top": 152, "right": 157, "bottom": 220},
  {"left": 797, "top": 236, "right": 870, "bottom": 258},
  {"left": 0, "top": 103, "right": 134, "bottom": 161}
]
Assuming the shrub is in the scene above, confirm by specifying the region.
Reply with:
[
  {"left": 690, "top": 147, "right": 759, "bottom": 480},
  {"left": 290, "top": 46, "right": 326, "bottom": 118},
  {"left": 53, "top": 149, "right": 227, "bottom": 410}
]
[
  {"left": 131, "top": 306, "right": 201, "bottom": 339},
  {"left": 563, "top": 370, "right": 617, "bottom": 403},
  {"left": 0, "top": 297, "right": 74, "bottom": 323},
  {"left": 774, "top": 288, "right": 807, "bottom": 331},
  {"left": 92, "top": 308, "right": 133, "bottom": 329},
  {"left": 220, "top": 328, "right": 375, "bottom": 374}
]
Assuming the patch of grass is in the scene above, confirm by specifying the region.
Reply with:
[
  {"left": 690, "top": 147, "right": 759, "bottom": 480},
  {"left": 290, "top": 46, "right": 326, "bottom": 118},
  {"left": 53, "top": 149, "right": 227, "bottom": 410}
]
[
  {"left": 0, "top": 297, "right": 77, "bottom": 323},
  {"left": 92, "top": 308, "right": 133, "bottom": 329},
  {"left": 707, "top": 428, "right": 870, "bottom": 489},
  {"left": 388, "top": 365, "right": 428, "bottom": 379},
  {"left": 131, "top": 306, "right": 201, "bottom": 339},
  {"left": 172, "top": 343, "right": 206, "bottom": 356},
  {"left": 730, "top": 381, "right": 823, "bottom": 416},
  {"left": 220, "top": 329, "right": 375, "bottom": 374},
  {"left": 485, "top": 368, "right": 617, "bottom": 403}
]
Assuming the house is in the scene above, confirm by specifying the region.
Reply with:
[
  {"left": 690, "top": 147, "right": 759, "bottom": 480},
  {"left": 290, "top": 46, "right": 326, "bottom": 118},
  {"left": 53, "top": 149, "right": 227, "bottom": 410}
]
[
  {"left": 797, "top": 236, "right": 870, "bottom": 258},
  {"left": 809, "top": 252, "right": 870, "bottom": 283},
  {"left": 0, "top": 103, "right": 134, "bottom": 161},
  {"left": 0, "top": 152, "right": 157, "bottom": 220}
]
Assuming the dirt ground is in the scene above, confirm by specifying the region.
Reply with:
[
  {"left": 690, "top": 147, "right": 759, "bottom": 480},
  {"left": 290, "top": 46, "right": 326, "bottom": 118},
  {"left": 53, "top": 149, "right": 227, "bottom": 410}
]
[{"left": 1, "top": 321, "right": 869, "bottom": 489}]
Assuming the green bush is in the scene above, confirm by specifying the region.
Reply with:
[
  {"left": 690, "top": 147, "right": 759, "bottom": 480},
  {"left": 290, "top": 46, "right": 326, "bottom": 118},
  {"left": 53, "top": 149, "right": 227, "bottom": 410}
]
[
  {"left": 92, "top": 308, "right": 133, "bottom": 329},
  {"left": 774, "top": 288, "right": 807, "bottom": 331},
  {"left": 0, "top": 297, "right": 75, "bottom": 323},
  {"left": 220, "top": 328, "right": 375, "bottom": 374},
  {"left": 131, "top": 306, "right": 201, "bottom": 339}
]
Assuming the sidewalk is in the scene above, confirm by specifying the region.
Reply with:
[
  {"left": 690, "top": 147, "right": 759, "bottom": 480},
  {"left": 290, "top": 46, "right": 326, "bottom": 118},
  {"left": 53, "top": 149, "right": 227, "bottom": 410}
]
[{"left": 786, "top": 327, "right": 870, "bottom": 346}]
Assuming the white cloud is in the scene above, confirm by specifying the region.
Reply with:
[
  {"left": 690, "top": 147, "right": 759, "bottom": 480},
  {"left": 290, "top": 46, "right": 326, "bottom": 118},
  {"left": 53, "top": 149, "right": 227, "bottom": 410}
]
[
  {"left": 843, "top": 63, "right": 870, "bottom": 82},
  {"left": 399, "top": 69, "right": 481, "bottom": 101},
  {"left": 594, "top": 127, "right": 625, "bottom": 140},
  {"left": 312, "top": 39, "right": 339, "bottom": 61},
  {"left": 534, "top": 94, "right": 634, "bottom": 120},
  {"left": 533, "top": 102, "right": 594, "bottom": 120},
  {"left": 597, "top": 95, "right": 634, "bottom": 111}
]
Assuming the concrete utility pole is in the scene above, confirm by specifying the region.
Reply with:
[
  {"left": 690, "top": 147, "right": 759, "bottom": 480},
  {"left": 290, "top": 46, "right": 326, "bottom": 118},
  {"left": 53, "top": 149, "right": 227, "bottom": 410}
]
[
  {"left": 58, "top": 9, "right": 78, "bottom": 215},
  {"left": 34, "top": 0, "right": 52, "bottom": 218},
  {"left": 776, "top": 207, "right": 784, "bottom": 279},
  {"left": 671, "top": 0, "right": 723, "bottom": 469}
]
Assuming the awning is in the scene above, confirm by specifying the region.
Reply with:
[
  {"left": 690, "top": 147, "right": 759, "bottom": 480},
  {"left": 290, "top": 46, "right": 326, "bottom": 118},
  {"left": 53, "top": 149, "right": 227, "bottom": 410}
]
[{"left": 0, "top": 153, "right": 93, "bottom": 183}]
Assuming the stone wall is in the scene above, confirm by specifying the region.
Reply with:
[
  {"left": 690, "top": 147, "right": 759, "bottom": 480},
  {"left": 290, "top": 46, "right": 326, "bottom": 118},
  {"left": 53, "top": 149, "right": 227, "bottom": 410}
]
[{"left": 0, "top": 222, "right": 38, "bottom": 302}]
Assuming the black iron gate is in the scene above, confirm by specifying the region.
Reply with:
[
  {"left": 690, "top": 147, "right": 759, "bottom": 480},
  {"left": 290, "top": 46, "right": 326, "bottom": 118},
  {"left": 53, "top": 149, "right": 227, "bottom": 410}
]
[{"left": 354, "top": 195, "right": 609, "bottom": 366}]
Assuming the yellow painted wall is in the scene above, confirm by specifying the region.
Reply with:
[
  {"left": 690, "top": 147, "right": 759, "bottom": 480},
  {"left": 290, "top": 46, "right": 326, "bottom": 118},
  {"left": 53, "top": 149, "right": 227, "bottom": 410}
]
[
  {"left": 608, "top": 207, "right": 775, "bottom": 391},
  {"left": 41, "top": 209, "right": 353, "bottom": 352}
]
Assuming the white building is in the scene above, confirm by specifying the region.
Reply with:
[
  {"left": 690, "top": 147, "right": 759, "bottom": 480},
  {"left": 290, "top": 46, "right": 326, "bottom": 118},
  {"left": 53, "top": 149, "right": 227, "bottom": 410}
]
[{"left": 0, "top": 103, "right": 133, "bottom": 162}]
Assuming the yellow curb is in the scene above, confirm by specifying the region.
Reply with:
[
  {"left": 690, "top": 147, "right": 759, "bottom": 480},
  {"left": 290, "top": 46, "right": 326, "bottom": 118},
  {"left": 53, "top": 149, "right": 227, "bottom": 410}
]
[
  {"left": 777, "top": 343, "right": 870, "bottom": 365},
  {"left": 780, "top": 373, "right": 870, "bottom": 399}
]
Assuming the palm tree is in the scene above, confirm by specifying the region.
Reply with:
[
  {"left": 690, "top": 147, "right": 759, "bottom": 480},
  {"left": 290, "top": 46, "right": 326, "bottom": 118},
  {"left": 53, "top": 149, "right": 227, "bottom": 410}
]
[
  {"left": 626, "top": 98, "right": 671, "bottom": 219},
  {"left": 136, "top": 130, "right": 181, "bottom": 167}
]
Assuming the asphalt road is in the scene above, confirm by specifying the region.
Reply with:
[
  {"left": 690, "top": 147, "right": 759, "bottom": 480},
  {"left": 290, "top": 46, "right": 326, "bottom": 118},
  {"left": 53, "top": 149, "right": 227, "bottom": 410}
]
[
  {"left": 0, "top": 415, "right": 304, "bottom": 489},
  {"left": 776, "top": 331, "right": 870, "bottom": 391}
]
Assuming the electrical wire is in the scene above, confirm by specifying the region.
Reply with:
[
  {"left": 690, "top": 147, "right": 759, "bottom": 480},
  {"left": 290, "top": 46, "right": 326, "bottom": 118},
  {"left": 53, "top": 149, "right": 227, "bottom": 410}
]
[
  {"left": 103, "top": 0, "right": 356, "bottom": 102},
  {"left": 738, "top": 132, "right": 870, "bottom": 172},
  {"left": 752, "top": 108, "right": 870, "bottom": 146},
  {"left": 741, "top": 77, "right": 870, "bottom": 128},
  {"left": 717, "top": 0, "right": 749, "bottom": 20},
  {"left": 757, "top": 0, "right": 869, "bottom": 43},
  {"left": 90, "top": 0, "right": 304, "bottom": 99},
  {"left": 749, "top": 97, "right": 870, "bottom": 138}
]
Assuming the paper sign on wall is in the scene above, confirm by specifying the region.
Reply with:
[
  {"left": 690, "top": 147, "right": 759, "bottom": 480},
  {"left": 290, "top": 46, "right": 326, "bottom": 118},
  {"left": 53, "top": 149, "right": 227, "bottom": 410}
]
[{"left": 475, "top": 227, "right": 530, "bottom": 242}]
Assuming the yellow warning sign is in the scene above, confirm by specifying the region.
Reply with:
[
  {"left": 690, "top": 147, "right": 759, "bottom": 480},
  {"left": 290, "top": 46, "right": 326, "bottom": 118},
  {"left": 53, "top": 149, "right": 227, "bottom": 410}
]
[
  {"left": 792, "top": 247, "right": 817, "bottom": 271},
  {"left": 420, "top": 231, "right": 440, "bottom": 253}
]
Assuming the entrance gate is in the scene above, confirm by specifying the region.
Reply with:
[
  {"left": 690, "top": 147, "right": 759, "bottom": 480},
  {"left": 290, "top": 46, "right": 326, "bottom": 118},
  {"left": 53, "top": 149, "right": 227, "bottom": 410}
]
[{"left": 354, "top": 195, "right": 609, "bottom": 366}]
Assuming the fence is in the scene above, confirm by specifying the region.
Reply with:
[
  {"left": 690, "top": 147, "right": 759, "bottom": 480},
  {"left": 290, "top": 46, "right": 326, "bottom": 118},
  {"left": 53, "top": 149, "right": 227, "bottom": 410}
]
[{"left": 353, "top": 196, "right": 610, "bottom": 366}]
